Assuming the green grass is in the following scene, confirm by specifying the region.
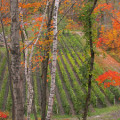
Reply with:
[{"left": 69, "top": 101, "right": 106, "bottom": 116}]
[
  {"left": 29, "top": 105, "right": 120, "bottom": 119},
  {"left": 0, "top": 47, "right": 6, "bottom": 53},
  {"left": 29, "top": 114, "right": 76, "bottom": 120},
  {"left": 88, "top": 105, "right": 120, "bottom": 116}
]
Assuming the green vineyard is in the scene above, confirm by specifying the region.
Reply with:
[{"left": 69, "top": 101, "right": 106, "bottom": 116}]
[{"left": 0, "top": 31, "right": 120, "bottom": 115}]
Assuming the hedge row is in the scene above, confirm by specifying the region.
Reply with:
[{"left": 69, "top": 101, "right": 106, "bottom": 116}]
[
  {"left": 55, "top": 70, "right": 70, "bottom": 114},
  {"left": 58, "top": 57, "right": 79, "bottom": 113},
  {"left": 64, "top": 52, "right": 97, "bottom": 107},
  {"left": 61, "top": 52, "right": 85, "bottom": 109},
  {"left": 93, "top": 83, "right": 107, "bottom": 106}
]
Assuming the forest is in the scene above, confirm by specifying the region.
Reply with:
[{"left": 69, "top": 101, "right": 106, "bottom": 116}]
[{"left": 0, "top": 0, "right": 120, "bottom": 120}]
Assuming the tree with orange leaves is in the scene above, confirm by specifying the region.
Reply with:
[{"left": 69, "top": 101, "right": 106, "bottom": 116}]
[
  {"left": 96, "top": 70, "right": 120, "bottom": 87},
  {"left": 95, "top": 2, "right": 120, "bottom": 52}
]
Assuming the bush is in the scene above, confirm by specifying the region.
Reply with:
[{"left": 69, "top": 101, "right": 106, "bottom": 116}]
[{"left": 58, "top": 57, "right": 79, "bottom": 113}]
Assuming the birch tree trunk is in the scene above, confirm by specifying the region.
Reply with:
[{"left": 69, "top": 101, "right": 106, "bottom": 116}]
[
  {"left": 10, "top": 0, "right": 24, "bottom": 119},
  {"left": 25, "top": 48, "right": 32, "bottom": 120},
  {"left": 46, "top": 0, "right": 59, "bottom": 119},
  {"left": 37, "top": 1, "right": 55, "bottom": 120},
  {"left": 19, "top": 0, "right": 34, "bottom": 119},
  {"left": 24, "top": 2, "right": 49, "bottom": 119}
]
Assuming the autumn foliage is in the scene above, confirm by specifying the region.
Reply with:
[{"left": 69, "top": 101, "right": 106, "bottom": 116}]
[
  {"left": 95, "top": 2, "right": 120, "bottom": 51},
  {"left": 0, "top": 0, "right": 10, "bottom": 25},
  {"left": 0, "top": 111, "right": 8, "bottom": 119},
  {"left": 96, "top": 70, "right": 120, "bottom": 88},
  {"left": 94, "top": 3, "right": 113, "bottom": 12},
  {"left": 97, "top": 19, "right": 120, "bottom": 51}
]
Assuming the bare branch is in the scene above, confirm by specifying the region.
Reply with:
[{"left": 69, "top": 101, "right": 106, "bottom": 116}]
[
  {"left": 57, "top": 1, "right": 76, "bottom": 25},
  {"left": 22, "top": 1, "right": 49, "bottom": 52},
  {"left": 89, "top": 0, "right": 98, "bottom": 15}
]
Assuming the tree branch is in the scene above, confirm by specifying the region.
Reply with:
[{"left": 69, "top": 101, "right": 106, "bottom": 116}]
[
  {"left": 89, "top": 0, "right": 98, "bottom": 15},
  {"left": 57, "top": 1, "right": 76, "bottom": 25}
]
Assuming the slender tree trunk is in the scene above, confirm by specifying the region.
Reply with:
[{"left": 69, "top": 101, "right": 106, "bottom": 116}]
[
  {"left": 24, "top": 2, "right": 49, "bottom": 119},
  {"left": 41, "top": 1, "right": 55, "bottom": 120},
  {"left": 31, "top": 71, "right": 38, "bottom": 120},
  {"left": 83, "top": 16, "right": 93, "bottom": 120},
  {"left": 19, "top": 0, "right": 35, "bottom": 118},
  {"left": 10, "top": 0, "right": 24, "bottom": 119},
  {"left": 41, "top": 55, "right": 49, "bottom": 120},
  {"left": 46, "top": 0, "right": 59, "bottom": 120},
  {"left": 25, "top": 48, "right": 34, "bottom": 120},
  {"left": 83, "top": 1, "right": 97, "bottom": 120},
  {"left": 19, "top": 0, "right": 27, "bottom": 107},
  {"left": 0, "top": 13, "right": 15, "bottom": 120},
  {"left": 36, "top": 67, "right": 41, "bottom": 112}
]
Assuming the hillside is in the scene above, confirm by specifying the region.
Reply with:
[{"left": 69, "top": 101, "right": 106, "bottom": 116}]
[{"left": 0, "top": 31, "right": 120, "bottom": 118}]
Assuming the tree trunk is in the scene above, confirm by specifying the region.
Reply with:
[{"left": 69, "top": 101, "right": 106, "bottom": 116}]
[
  {"left": 19, "top": 0, "right": 27, "bottom": 107},
  {"left": 83, "top": 0, "right": 97, "bottom": 120},
  {"left": 36, "top": 67, "right": 41, "bottom": 112},
  {"left": 25, "top": 48, "right": 34, "bottom": 120},
  {"left": 0, "top": 9, "right": 15, "bottom": 120},
  {"left": 41, "top": 55, "right": 49, "bottom": 120},
  {"left": 46, "top": 0, "right": 59, "bottom": 119},
  {"left": 19, "top": 1, "right": 34, "bottom": 119},
  {"left": 10, "top": 0, "right": 24, "bottom": 119},
  {"left": 83, "top": 16, "right": 93, "bottom": 120},
  {"left": 41, "top": 1, "right": 55, "bottom": 120},
  {"left": 21, "top": 2, "right": 49, "bottom": 119},
  {"left": 24, "top": 2, "right": 49, "bottom": 119},
  {"left": 31, "top": 71, "right": 38, "bottom": 120}
]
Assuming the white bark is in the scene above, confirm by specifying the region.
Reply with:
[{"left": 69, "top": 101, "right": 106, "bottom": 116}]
[
  {"left": 18, "top": 1, "right": 33, "bottom": 119},
  {"left": 19, "top": 0, "right": 28, "bottom": 40},
  {"left": 25, "top": 48, "right": 34, "bottom": 120},
  {"left": 46, "top": 0, "right": 59, "bottom": 120},
  {"left": 22, "top": 1, "right": 49, "bottom": 120}
]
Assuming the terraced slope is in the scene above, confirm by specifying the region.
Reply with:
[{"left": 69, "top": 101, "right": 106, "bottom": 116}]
[{"left": 0, "top": 31, "right": 120, "bottom": 115}]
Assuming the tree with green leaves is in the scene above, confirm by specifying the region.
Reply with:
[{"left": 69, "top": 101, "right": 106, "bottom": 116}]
[{"left": 79, "top": 0, "right": 98, "bottom": 120}]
